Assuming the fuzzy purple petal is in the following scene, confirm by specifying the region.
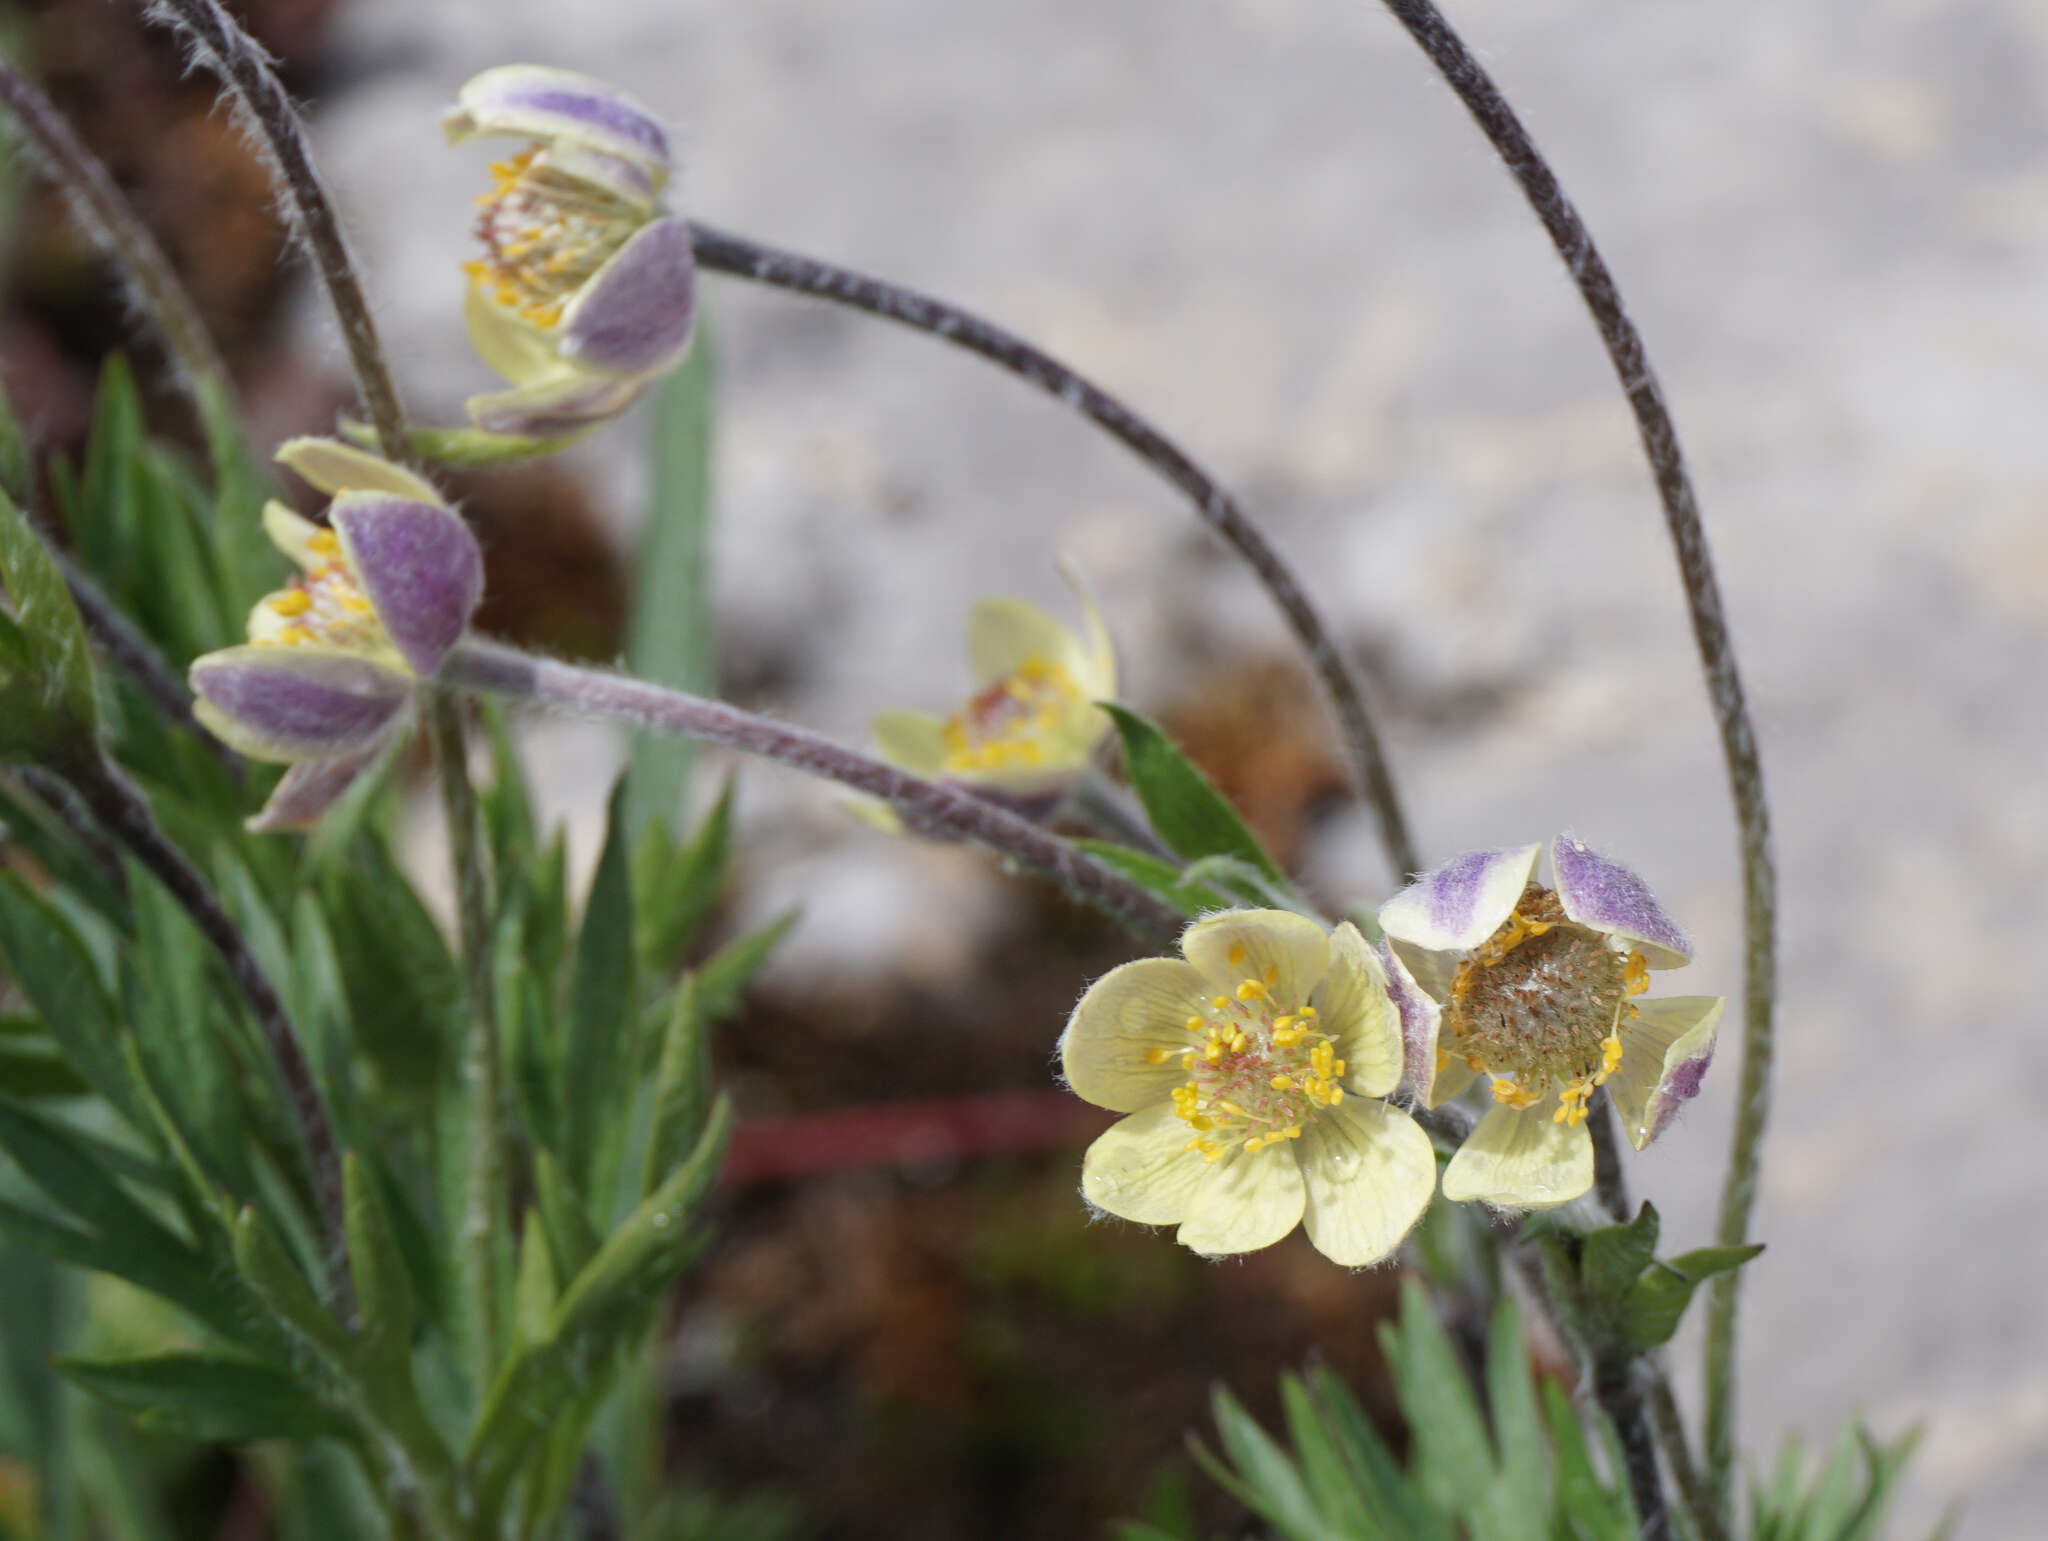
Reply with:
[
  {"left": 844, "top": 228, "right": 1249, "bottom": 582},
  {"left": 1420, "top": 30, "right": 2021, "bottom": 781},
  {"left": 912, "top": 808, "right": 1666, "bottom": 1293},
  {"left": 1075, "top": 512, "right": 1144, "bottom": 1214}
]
[
  {"left": 560, "top": 217, "right": 696, "bottom": 378},
  {"left": 447, "top": 66, "right": 669, "bottom": 175},
  {"left": 330, "top": 495, "right": 483, "bottom": 678},
  {"left": 466, "top": 373, "right": 645, "bottom": 438},
  {"left": 1552, "top": 835, "right": 1693, "bottom": 967},
  {"left": 1380, "top": 943, "right": 1443, "bottom": 1100},
  {"left": 190, "top": 648, "right": 409, "bottom": 761},
  {"left": 1378, "top": 843, "right": 1541, "bottom": 953},
  {"left": 246, "top": 751, "right": 379, "bottom": 832}
]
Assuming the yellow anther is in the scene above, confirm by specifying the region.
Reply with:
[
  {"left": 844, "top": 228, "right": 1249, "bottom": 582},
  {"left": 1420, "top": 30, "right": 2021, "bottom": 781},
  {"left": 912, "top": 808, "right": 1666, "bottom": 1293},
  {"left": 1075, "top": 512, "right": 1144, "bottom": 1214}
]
[
  {"left": 1236, "top": 978, "right": 1267, "bottom": 1002},
  {"left": 1228, "top": 1031, "right": 1248, "bottom": 1053},
  {"left": 1285, "top": 1124, "right": 1303, "bottom": 1139},
  {"left": 1309, "top": 1042, "right": 1334, "bottom": 1079},
  {"left": 1204, "top": 1039, "right": 1224, "bottom": 1062},
  {"left": 1298, "top": 1005, "right": 1317, "bottom": 1019},
  {"left": 1270, "top": 1015, "right": 1294, "bottom": 1033},
  {"left": 1623, "top": 950, "right": 1650, "bottom": 996},
  {"left": 1180, "top": 1054, "right": 1196, "bottom": 1070},
  {"left": 1269, "top": 1074, "right": 1295, "bottom": 1091},
  {"left": 1243, "top": 1136, "right": 1264, "bottom": 1151},
  {"left": 1144, "top": 1047, "right": 1170, "bottom": 1065},
  {"left": 1465, "top": 1054, "right": 1488, "bottom": 1072},
  {"left": 309, "top": 530, "right": 341, "bottom": 557},
  {"left": 1211, "top": 995, "right": 1229, "bottom": 1011},
  {"left": 1218, "top": 1101, "right": 1246, "bottom": 1118},
  {"left": 1185, "top": 1016, "right": 1206, "bottom": 1034},
  {"left": 267, "top": 590, "right": 311, "bottom": 617},
  {"left": 1327, "top": 1086, "right": 1344, "bottom": 1105}
]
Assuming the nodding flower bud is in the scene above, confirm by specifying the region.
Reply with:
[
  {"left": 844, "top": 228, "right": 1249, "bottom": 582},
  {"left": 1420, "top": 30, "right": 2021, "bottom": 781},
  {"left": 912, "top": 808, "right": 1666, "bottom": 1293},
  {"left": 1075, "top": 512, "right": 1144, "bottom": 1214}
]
[
  {"left": 863, "top": 565, "right": 1118, "bottom": 829},
  {"left": 189, "top": 440, "right": 482, "bottom": 830},
  {"left": 1378, "top": 836, "right": 1722, "bottom": 1210},
  {"left": 445, "top": 66, "right": 696, "bottom": 441}
]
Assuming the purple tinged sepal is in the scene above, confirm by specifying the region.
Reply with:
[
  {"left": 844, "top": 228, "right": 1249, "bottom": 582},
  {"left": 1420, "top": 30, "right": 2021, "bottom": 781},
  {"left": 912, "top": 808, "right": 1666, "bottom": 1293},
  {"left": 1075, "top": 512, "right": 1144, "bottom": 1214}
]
[
  {"left": 245, "top": 749, "right": 383, "bottom": 833},
  {"left": 1379, "top": 843, "right": 1542, "bottom": 953},
  {"left": 330, "top": 494, "right": 483, "bottom": 678},
  {"left": 1380, "top": 942, "right": 1443, "bottom": 1101},
  {"left": 559, "top": 216, "right": 697, "bottom": 378},
  {"left": 190, "top": 647, "right": 410, "bottom": 763},
  {"left": 1551, "top": 835, "right": 1694, "bottom": 968},
  {"left": 465, "top": 373, "right": 645, "bottom": 439},
  {"left": 1608, "top": 995, "right": 1722, "bottom": 1150},
  {"left": 443, "top": 65, "right": 670, "bottom": 186}
]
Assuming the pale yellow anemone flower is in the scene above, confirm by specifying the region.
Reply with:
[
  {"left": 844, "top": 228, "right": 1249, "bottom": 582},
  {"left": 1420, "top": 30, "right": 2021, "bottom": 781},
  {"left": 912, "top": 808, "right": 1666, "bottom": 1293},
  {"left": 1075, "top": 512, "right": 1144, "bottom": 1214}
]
[
  {"left": 1380, "top": 838, "right": 1723, "bottom": 1209},
  {"left": 869, "top": 566, "right": 1117, "bottom": 801},
  {"left": 1061, "top": 910, "right": 1436, "bottom": 1266}
]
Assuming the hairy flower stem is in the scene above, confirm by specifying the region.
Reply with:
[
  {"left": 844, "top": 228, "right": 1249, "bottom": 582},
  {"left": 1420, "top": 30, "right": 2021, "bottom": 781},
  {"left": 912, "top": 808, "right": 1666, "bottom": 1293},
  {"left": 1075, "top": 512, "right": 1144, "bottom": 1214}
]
[
  {"left": 430, "top": 693, "right": 503, "bottom": 1380},
  {"left": 1587, "top": 1090, "right": 1631, "bottom": 1223},
  {"left": 0, "top": 57, "right": 240, "bottom": 469},
  {"left": 53, "top": 749, "right": 349, "bottom": 1302},
  {"left": 1370, "top": 1, "right": 1777, "bottom": 1511},
  {"left": 442, "top": 638, "right": 1184, "bottom": 949},
  {"left": 687, "top": 223, "right": 1418, "bottom": 886},
  {"left": 1649, "top": 1370, "right": 1732, "bottom": 1541},
  {"left": 142, "top": 0, "right": 408, "bottom": 462}
]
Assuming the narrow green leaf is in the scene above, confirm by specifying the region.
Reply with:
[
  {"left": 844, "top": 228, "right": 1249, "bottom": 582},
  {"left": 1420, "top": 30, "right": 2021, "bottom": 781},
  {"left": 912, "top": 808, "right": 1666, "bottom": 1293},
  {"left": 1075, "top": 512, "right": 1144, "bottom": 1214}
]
[
  {"left": 0, "top": 1040, "right": 90, "bottom": 1100},
  {"left": 231, "top": 1206, "right": 355, "bottom": 1373},
  {"left": 531, "top": 1147, "right": 600, "bottom": 1284},
  {"left": 1277, "top": 1374, "right": 1372, "bottom": 1534},
  {"left": 512, "top": 1210, "right": 557, "bottom": 1350},
  {"left": 1483, "top": 1297, "right": 1547, "bottom": 1508},
  {"left": 694, "top": 909, "right": 798, "bottom": 1025},
  {"left": 58, "top": 1353, "right": 353, "bottom": 1442},
  {"left": 1303, "top": 1365, "right": 1448, "bottom": 1541},
  {"left": 0, "top": 871, "right": 137, "bottom": 1123},
  {"left": 636, "top": 775, "right": 735, "bottom": 975},
  {"left": 1621, "top": 1243, "right": 1764, "bottom": 1350},
  {"left": 1072, "top": 839, "right": 1230, "bottom": 917},
  {"left": 1101, "top": 703, "right": 1286, "bottom": 888},
  {"left": 562, "top": 779, "right": 638, "bottom": 1194},
  {"left": 625, "top": 328, "right": 717, "bottom": 835},
  {"left": 641, "top": 975, "right": 711, "bottom": 1198},
  {"left": 1205, "top": 1385, "right": 1344, "bottom": 1541},
  {"left": 343, "top": 1154, "right": 415, "bottom": 1403},
  {"left": 1580, "top": 1202, "right": 1661, "bottom": 1307},
  {"left": 1382, "top": 1280, "right": 1496, "bottom": 1519},
  {"left": 1540, "top": 1379, "right": 1636, "bottom": 1541}
]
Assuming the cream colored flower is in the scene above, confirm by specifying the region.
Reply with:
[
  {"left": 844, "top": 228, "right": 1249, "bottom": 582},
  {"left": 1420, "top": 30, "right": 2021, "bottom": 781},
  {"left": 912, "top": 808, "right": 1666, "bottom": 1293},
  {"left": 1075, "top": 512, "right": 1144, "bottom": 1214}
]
[
  {"left": 1380, "top": 837, "right": 1723, "bottom": 1209},
  {"left": 869, "top": 566, "right": 1116, "bottom": 801},
  {"left": 1061, "top": 910, "right": 1435, "bottom": 1266}
]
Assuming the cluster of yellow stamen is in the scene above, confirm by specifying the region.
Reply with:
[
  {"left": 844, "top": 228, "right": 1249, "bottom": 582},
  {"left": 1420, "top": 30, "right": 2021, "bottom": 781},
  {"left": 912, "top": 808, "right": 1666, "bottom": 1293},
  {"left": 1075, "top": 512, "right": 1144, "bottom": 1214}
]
[
  {"left": 466, "top": 147, "right": 636, "bottom": 330},
  {"left": 939, "top": 654, "right": 1088, "bottom": 774},
  {"left": 251, "top": 530, "right": 381, "bottom": 653},
  {"left": 1439, "top": 885, "right": 1651, "bottom": 1127},
  {"left": 1149, "top": 945, "right": 1348, "bottom": 1163}
]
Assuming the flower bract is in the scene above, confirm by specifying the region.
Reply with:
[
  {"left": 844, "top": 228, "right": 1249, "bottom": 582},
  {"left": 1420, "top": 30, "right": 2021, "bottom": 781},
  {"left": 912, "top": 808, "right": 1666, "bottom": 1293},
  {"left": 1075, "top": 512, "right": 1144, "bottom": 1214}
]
[
  {"left": 1380, "top": 836, "right": 1722, "bottom": 1209},
  {"left": 1061, "top": 909, "right": 1436, "bottom": 1266},
  {"left": 445, "top": 66, "right": 695, "bottom": 440},
  {"left": 189, "top": 439, "right": 482, "bottom": 829},
  {"left": 869, "top": 566, "right": 1117, "bottom": 811}
]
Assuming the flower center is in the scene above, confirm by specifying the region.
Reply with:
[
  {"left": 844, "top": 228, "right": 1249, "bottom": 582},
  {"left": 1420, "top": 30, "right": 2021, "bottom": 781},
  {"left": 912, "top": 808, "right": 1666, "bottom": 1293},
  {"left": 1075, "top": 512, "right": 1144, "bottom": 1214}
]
[
  {"left": 251, "top": 530, "right": 384, "bottom": 655},
  {"left": 939, "top": 653, "right": 1087, "bottom": 774},
  {"left": 1442, "top": 885, "right": 1648, "bottom": 1126},
  {"left": 465, "top": 147, "right": 639, "bottom": 330},
  {"left": 1147, "top": 945, "right": 1347, "bottom": 1162}
]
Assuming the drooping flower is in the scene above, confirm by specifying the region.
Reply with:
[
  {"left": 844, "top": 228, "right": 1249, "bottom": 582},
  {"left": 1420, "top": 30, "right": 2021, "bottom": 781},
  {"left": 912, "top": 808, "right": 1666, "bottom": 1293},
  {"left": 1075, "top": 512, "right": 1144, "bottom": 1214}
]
[
  {"left": 1061, "top": 909, "right": 1436, "bottom": 1266},
  {"left": 1380, "top": 837, "right": 1723, "bottom": 1209},
  {"left": 189, "top": 440, "right": 483, "bottom": 829},
  {"left": 868, "top": 567, "right": 1117, "bottom": 813},
  {"left": 443, "top": 66, "right": 695, "bottom": 439}
]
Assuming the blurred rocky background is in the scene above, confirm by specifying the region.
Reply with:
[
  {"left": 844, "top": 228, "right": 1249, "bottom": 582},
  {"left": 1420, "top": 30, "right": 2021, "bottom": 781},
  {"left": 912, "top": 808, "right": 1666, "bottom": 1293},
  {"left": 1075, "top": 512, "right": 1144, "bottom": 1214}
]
[{"left": 4, "top": 0, "right": 2044, "bottom": 1535}]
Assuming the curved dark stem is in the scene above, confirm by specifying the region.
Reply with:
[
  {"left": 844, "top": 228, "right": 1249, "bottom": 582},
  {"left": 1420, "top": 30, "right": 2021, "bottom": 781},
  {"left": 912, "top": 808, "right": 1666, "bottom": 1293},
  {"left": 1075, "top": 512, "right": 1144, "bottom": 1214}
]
[
  {"left": 1370, "top": 1, "right": 1776, "bottom": 1509},
  {"left": 1598, "top": 1364, "right": 1673, "bottom": 1541},
  {"left": 687, "top": 222, "right": 1419, "bottom": 886},
  {"left": 442, "top": 637, "right": 1185, "bottom": 950},
  {"left": 143, "top": 0, "right": 408, "bottom": 461},
  {"left": 0, "top": 55, "right": 239, "bottom": 462},
  {"left": 44, "top": 542, "right": 241, "bottom": 780},
  {"left": 16, "top": 768, "right": 129, "bottom": 897},
  {"left": 1649, "top": 1368, "right": 1731, "bottom": 1541},
  {"left": 54, "top": 750, "right": 349, "bottom": 1303},
  {"left": 1586, "top": 1090, "right": 1630, "bottom": 1224}
]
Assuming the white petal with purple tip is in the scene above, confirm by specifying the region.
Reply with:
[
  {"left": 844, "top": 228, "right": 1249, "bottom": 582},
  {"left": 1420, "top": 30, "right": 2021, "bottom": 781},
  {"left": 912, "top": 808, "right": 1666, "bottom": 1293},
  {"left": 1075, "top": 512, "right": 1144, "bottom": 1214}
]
[
  {"left": 1380, "top": 943, "right": 1444, "bottom": 1100},
  {"left": 466, "top": 372, "right": 645, "bottom": 438},
  {"left": 1551, "top": 835, "right": 1693, "bottom": 968},
  {"left": 1608, "top": 995, "right": 1722, "bottom": 1150},
  {"left": 190, "top": 646, "right": 410, "bottom": 762},
  {"left": 444, "top": 66, "right": 670, "bottom": 181},
  {"left": 1378, "top": 843, "right": 1541, "bottom": 953}
]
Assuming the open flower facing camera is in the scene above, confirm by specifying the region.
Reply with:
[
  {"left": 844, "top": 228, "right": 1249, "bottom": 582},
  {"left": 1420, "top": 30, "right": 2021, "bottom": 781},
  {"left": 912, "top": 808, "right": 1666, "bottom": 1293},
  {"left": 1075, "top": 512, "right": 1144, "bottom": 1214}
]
[
  {"left": 867, "top": 567, "right": 1117, "bottom": 818},
  {"left": 1061, "top": 910, "right": 1435, "bottom": 1267},
  {"left": 445, "top": 66, "right": 696, "bottom": 439},
  {"left": 1381, "top": 837, "right": 1723, "bottom": 1209},
  {"left": 189, "top": 440, "right": 482, "bottom": 829}
]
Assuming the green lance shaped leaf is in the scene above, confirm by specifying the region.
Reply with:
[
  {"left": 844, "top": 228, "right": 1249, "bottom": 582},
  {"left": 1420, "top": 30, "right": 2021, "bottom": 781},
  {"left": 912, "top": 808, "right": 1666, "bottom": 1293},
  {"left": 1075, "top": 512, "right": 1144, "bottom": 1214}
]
[
  {"left": 634, "top": 774, "right": 735, "bottom": 975},
  {"left": 0, "top": 481, "right": 97, "bottom": 761},
  {"left": 531, "top": 1146, "right": 600, "bottom": 1284},
  {"left": 56, "top": 1352, "right": 355, "bottom": 1442},
  {"left": 1482, "top": 1296, "right": 1547, "bottom": 1510},
  {"left": 342, "top": 1153, "right": 457, "bottom": 1487},
  {"left": 641, "top": 974, "right": 711, "bottom": 1198},
  {"left": 511, "top": 1209, "right": 558, "bottom": 1352},
  {"left": 467, "top": 1097, "right": 732, "bottom": 1511},
  {"left": 693, "top": 908, "right": 798, "bottom": 1025},
  {"left": 232, "top": 1205, "right": 356, "bottom": 1374},
  {"left": 625, "top": 329, "right": 718, "bottom": 836},
  {"left": 1100, "top": 702, "right": 1287, "bottom": 891},
  {"left": 561, "top": 778, "right": 637, "bottom": 1195},
  {"left": 1580, "top": 1200, "right": 1662, "bottom": 1308},
  {"left": 1622, "top": 1242, "right": 1766, "bottom": 1350}
]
